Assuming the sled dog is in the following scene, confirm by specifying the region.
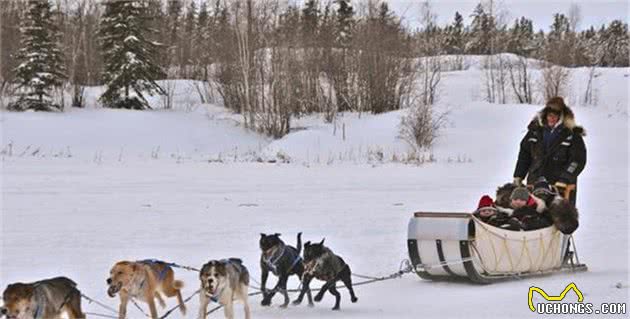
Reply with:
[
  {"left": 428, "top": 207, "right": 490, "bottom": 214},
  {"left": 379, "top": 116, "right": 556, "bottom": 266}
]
[
  {"left": 1, "top": 276, "right": 84, "bottom": 319},
  {"left": 106, "top": 259, "right": 186, "bottom": 319},
  {"left": 259, "top": 232, "right": 311, "bottom": 307},
  {"left": 294, "top": 239, "right": 358, "bottom": 310},
  {"left": 198, "top": 259, "right": 251, "bottom": 319}
]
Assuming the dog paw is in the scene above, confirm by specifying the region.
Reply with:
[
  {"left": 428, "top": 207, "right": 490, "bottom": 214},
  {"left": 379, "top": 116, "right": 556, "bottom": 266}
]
[
  {"left": 314, "top": 295, "right": 323, "bottom": 302},
  {"left": 351, "top": 297, "right": 358, "bottom": 303},
  {"left": 280, "top": 303, "right": 289, "bottom": 309},
  {"left": 308, "top": 302, "right": 314, "bottom": 308},
  {"left": 332, "top": 306, "right": 340, "bottom": 311},
  {"left": 292, "top": 299, "right": 302, "bottom": 306},
  {"left": 261, "top": 299, "right": 271, "bottom": 306}
]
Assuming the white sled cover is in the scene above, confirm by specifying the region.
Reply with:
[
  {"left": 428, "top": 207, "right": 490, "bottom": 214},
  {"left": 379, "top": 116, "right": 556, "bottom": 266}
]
[{"left": 471, "top": 216, "right": 568, "bottom": 274}]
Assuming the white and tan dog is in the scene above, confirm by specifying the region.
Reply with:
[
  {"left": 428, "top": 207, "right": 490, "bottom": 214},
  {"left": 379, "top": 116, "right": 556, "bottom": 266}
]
[
  {"left": 198, "top": 259, "right": 250, "bottom": 319},
  {"left": 107, "top": 260, "right": 186, "bottom": 319}
]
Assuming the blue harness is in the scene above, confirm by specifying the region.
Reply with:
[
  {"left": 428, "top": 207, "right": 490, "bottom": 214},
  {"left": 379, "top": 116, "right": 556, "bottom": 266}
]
[{"left": 137, "top": 259, "right": 172, "bottom": 282}]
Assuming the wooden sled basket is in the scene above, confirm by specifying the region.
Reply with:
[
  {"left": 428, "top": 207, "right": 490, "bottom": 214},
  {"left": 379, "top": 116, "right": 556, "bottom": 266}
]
[{"left": 406, "top": 212, "right": 587, "bottom": 284}]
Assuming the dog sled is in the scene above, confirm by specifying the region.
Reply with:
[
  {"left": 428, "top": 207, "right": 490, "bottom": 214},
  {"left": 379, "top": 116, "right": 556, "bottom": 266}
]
[{"left": 406, "top": 212, "right": 587, "bottom": 284}]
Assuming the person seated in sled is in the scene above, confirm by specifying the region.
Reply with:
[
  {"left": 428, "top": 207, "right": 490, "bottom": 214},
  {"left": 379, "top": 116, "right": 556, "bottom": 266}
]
[
  {"left": 513, "top": 97, "right": 587, "bottom": 206},
  {"left": 506, "top": 187, "right": 552, "bottom": 231},
  {"left": 473, "top": 195, "right": 511, "bottom": 228}
]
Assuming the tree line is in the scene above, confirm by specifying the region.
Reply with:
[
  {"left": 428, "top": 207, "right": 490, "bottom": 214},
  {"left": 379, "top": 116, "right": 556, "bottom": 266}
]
[{"left": 0, "top": 0, "right": 627, "bottom": 138}]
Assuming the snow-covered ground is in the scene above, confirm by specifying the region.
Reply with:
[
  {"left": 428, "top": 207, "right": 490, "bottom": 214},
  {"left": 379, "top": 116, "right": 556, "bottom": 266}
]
[{"left": 1, "top": 64, "right": 628, "bottom": 318}]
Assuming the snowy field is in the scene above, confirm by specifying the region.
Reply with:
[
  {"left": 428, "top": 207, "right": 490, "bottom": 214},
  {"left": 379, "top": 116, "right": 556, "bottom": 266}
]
[{"left": 1, "top": 65, "right": 628, "bottom": 318}]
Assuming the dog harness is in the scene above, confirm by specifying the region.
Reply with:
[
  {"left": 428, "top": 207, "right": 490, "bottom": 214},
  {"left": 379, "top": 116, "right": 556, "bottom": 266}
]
[
  {"left": 135, "top": 259, "right": 173, "bottom": 289},
  {"left": 33, "top": 305, "right": 42, "bottom": 319},
  {"left": 27, "top": 281, "right": 73, "bottom": 319},
  {"left": 30, "top": 282, "right": 43, "bottom": 319},
  {"left": 137, "top": 259, "right": 172, "bottom": 281},
  {"left": 263, "top": 246, "right": 302, "bottom": 274}
]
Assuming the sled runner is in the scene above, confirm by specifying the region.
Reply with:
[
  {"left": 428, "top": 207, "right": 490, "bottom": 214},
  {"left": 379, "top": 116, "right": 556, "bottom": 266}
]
[{"left": 407, "top": 212, "right": 587, "bottom": 284}]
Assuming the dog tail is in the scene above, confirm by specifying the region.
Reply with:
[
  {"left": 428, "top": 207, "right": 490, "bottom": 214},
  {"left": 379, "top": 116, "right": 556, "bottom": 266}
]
[
  {"left": 296, "top": 232, "right": 303, "bottom": 255},
  {"left": 173, "top": 280, "right": 184, "bottom": 290}
]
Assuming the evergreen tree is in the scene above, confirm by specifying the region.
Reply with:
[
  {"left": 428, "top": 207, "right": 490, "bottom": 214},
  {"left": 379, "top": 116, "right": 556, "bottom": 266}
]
[
  {"left": 277, "top": 6, "right": 301, "bottom": 47},
  {"left": 166, "top": 0, "right": 183, "bottom": 74},
  {"left": 335, "top": 0, "right": 354, "bottom": 48},
  {"left": 145, "top": 0, "right": 166, "bottom": 68},
  {"left": 10, "top": 0, "right": 66, "bottom": 111},
  {"left": 574, "top": 26, "right": 597, "bottom": 66},
  {"left": 507, "top": 17, "right": 534, "bottom": 56},
  {"left": 318, "top": 2, "right": 336, "bottom": 49},
  {"left": 194, "top": 1, "right": 211, "bottom": 78},
  {"left": 182, "top": 0, "right": 196, "bottom": 76},
  {"left": 545, "top": 13, "right": 574, "bottom": 65},
  {"left": 443, "top": 11, "right": 464, "bottom": 54},
  {"left": 302, "top": 0, "right": 320, "bottom": 47},
  {"left": 98, "top": 0, "right": 165, "bottom": 110},
  {"left": 466, "top": 3, "right": 495, "bottom": 54},
  {"left": 599, "top": 20, "right": 629, "bottom": 66}
]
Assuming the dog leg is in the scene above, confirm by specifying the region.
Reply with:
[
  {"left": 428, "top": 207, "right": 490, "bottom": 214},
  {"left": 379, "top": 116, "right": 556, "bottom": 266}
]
[
  {"left": 278, "top": 275, "right": 290, "bottom": 308},
  {"left": 154, "top": 292, "right": 166, "bottom": 308},
  {"left": 260, "top": 267, "right": 271, "bottom": 306},
  {"left": 197, "top": 291, "right": 210, "bottom": 319},
  {"left": 163, "top": 280, "right": 186, "bottom": 315},
  {"left": 306, "top": 286, "right": 314, "bottom": 307},
  {"left": 329, "top": 285, "right": 341, "bottom": 311},
  {"left": 118, "top": 291, "right": 129, "bottom": 319},
  {"left": 66, "top": 305, "right": 80, "bottom": 319},
  {"left": 314, "top": 280, "right": 333, "bottom": 302},
  {"left": 292, "top": 275, "right": 312, "bottom": 306},
  {"left": 298, "top": 268, "right": 314, "bottom": 307},
  {"left": 264, "top": 275, "right": 285, "bottom": 307},
  {"left": 340, "top": 268, "right": 358, "bottom": 303},
  {"left": 241, "top": 287, "right": 251, "bottom": 319},
  {"left": 224, "top": 301, "right": 235, "bottom": 319},
  {"left": 146, "top": 290, "right": 159, "bottom": 319},
  {"left": 67, "top": 292, "right": 86, "bottom": 319}
]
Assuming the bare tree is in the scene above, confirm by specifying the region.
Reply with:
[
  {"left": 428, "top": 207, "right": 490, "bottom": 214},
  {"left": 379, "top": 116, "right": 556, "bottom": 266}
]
[
  {"left": 480, "top": 0, "right": 511, "bottom": 104},
  {"left": 582, "top": 65, "right": 598, "bottom": 106},
  {"left": 418, "top": 1, "right": 442, "bottom": 106},
  {"left": 507, "top": 56, "right": 533, "bottom": 103},
  {"left": 540, "top": 62, "right": 570, "bottom": 101},
  {"left": 568, "top": 3, "right": 581, "bottom": 33}
]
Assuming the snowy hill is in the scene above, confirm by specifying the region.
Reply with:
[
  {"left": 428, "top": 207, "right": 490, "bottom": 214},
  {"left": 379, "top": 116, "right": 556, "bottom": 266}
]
[{"left": 1, "top": 62, "right": 628, "bottom": 318}]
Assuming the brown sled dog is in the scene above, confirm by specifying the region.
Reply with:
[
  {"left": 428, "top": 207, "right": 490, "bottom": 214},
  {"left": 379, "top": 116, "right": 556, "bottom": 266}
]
[
  {"left": 1, "top": 276, "right": 84, "bottom": 319},
  {"left": 107, "top": 260, "right": 186, "bottom": 319}
]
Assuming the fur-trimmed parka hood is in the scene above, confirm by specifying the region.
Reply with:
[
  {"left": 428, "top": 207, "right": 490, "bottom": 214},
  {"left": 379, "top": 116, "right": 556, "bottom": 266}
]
[{"left": 527, "top": 97, "right": 586, "bottom": 136}]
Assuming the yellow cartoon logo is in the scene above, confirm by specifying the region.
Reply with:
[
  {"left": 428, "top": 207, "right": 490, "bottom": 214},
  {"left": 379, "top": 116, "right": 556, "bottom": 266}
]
[{"left": 528, "top": 283, "right": 584, "bottom": 312}]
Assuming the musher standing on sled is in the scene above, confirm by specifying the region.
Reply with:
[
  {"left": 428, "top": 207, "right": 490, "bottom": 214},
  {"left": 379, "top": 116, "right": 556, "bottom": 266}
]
[{"left": 513, "top": 96, "right": 587, "bottom": 205}]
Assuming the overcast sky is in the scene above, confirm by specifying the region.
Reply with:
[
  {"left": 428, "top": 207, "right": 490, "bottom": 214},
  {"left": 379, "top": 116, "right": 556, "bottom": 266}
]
[{"left": 381, "top": 0, "right": 629, "bottom": 31}]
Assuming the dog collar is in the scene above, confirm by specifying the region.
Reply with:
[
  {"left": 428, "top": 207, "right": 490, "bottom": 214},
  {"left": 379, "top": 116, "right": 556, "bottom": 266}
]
[{"left": 206, "top": 286, "right": 224, "bottom": 303}]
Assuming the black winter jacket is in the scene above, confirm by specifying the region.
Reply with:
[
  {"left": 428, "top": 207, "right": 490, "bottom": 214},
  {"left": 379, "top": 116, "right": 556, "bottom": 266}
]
[{"left": 514, "top": 115, "right": 586, "bottom": 185}]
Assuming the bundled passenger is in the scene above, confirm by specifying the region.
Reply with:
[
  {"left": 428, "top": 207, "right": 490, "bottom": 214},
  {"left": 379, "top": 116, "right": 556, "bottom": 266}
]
[
  {"left": 507, "top": 187, "right": 553, "bottom": 231},
  {"left": 473, "top": 195, "right": 511, "bottom": 229}
]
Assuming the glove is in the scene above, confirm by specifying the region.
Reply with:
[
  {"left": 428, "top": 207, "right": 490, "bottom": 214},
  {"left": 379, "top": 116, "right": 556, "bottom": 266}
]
[
  {"left": 554, "top": 182, "right": 567, "bottom": 195},
  {"left": 513, "top": 177, "right": 523, "bottom": 186},
  {"left": 508, "top": 218, "right": 524, "bottom": 231}
]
